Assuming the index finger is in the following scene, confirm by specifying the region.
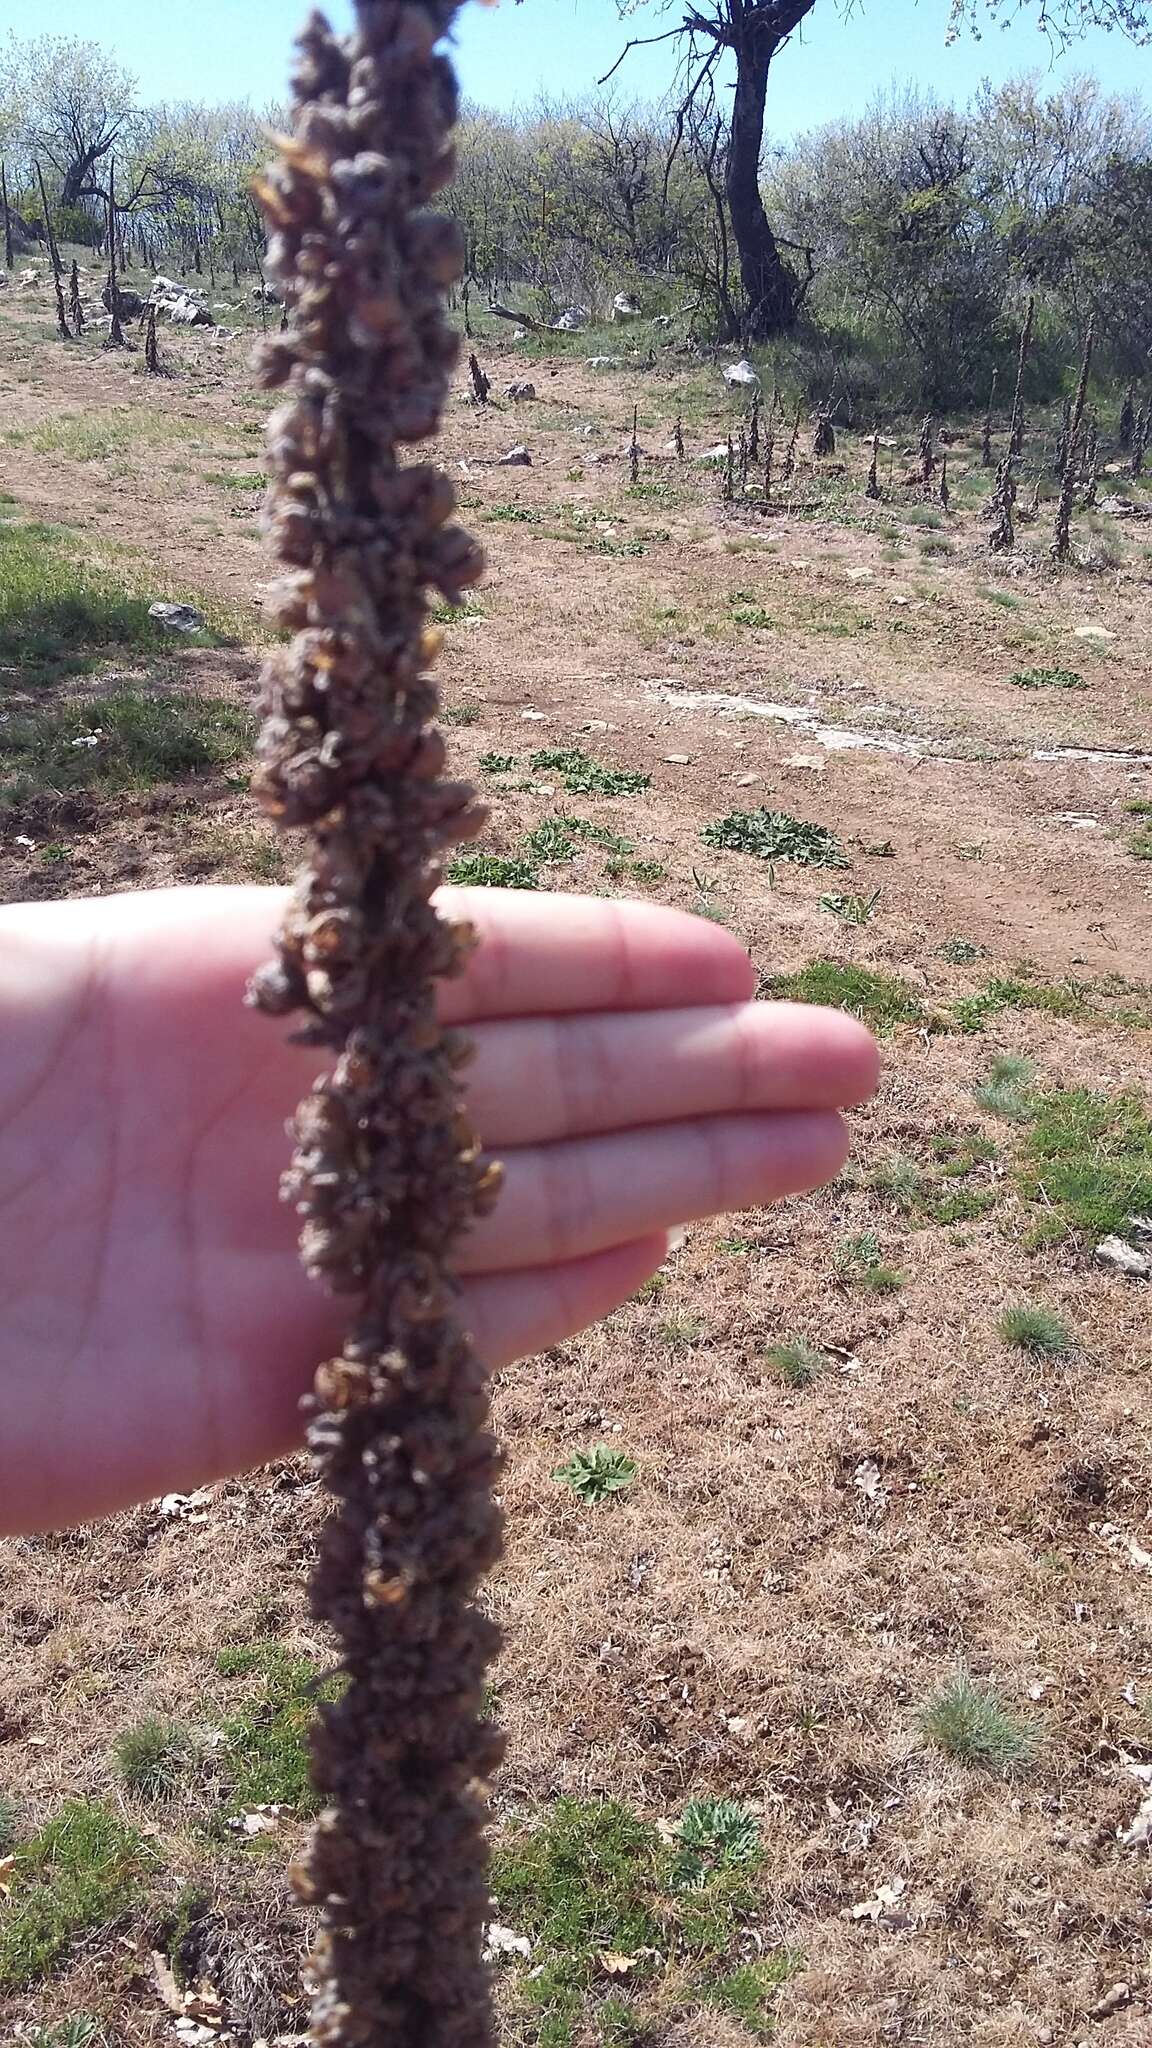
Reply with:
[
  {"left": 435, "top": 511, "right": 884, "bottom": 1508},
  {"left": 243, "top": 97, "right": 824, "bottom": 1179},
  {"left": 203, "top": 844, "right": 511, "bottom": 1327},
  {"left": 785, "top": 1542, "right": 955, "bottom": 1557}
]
[{"left": 438, "top": 887, "right": 757, "bottom": 1022}]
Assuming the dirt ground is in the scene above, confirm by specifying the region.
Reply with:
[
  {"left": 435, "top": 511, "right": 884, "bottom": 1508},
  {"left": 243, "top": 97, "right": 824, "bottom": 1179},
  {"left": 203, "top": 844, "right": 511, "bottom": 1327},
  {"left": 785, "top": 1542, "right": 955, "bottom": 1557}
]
[{"left": 1, "top": 277, "right": 1151, "bottom": 2048}]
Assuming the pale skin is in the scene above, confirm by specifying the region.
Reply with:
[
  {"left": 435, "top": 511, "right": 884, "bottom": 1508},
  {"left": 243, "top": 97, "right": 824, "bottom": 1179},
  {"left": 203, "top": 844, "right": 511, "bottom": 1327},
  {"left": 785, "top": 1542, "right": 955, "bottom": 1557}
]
[{"left": 0, "top": 885, "right": 879, "bottom": 1536}]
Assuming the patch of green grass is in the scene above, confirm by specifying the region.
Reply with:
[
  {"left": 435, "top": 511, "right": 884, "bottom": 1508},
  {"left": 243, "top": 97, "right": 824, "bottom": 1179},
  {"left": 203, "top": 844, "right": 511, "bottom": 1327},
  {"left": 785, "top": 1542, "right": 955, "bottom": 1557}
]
[
  {"left": 702, "top": 808, "right": 846, "bottom": 868},
  {"left": 431, "top": 598, "right": 484, "bottom": 626},
  {"left": 481, "top": 502, "right": 538, "bottom": 523},
  {"left": 974, "top": 1053, "right": 1037, "bottom": 1122},
  {"left": 832, "top": 1232, "right": 903, "bottom": 1293},
  {"left": 658, "top": 1311, "right": 708, "bottom": 1351},
  {"left": 530, "top": 748, "right": 650, "bottom": 797},
  {"left": 553, "top": 1446, "right": 637, "bottom": 1504},
  {"left": 765, "top": 1337, "right": 826, "bottom": 1389},
  {"left": 978, "top": 585, "right": 1021, "bottom": 609},
  {"left": 999, "top": 1303, "right": 1072, "bottom": 1357},
  {"left": 933, "top": 1133, "right": 998, "bottom": 1177},
  {"left": 492, "top": 1797, "right": 781, "bottom": 2048},
  {"left": 216, "top": 1642, "right": 339, "bottom": 1816},
  {"left": 903, "top": 505, "right": 943, "bottom": 529},
  {"left": 921, "top": 1185, "right": 998, "bottom": 1225},
  {"left": 0, "top": 1802, "right": 145, "bottom": 1991},
  {"left": 1009, "top": 665, "right": 1087, "bottom": 690},
  {"left": 5, "top": 408, "right": 217, "bottom": 464},
  {"left": 0, "top": 518, "right": 182, "bottom": 685},
  {"left": 479, "top": 751, "right": 516, "bottom": 774},
  {"left": 445, "top": 851, "right": 540, "bottom": 889},
  {"left": 1020, "top": 1086, "right": 1152, "bottom": 1239},
  {"left": 770, "top": 959, "right": 923, "bottom": 1033},
  {"left": 864, "top": 1155, "right": 922, "bottom": 1212},
  {"left": 204, "top": 469, "right": 267, "bottom": 492},
  {"left": 443, "top": 701, "right": 482, "bottom": 725},
  {"left": 1131, "top": 824, "right": 1152, "bottom": 860},
  {"left": 114, "top": 1717, "right": 195, "bottom": 1800},
  {"left": 731, "top": 601, "right": 775, "bottom": 630},
  {"left": 0, "top": 688, "right": 252, "bottom": 811},
  {"left": 920, "top": 534, "right": 954, "bottom": 558},
  {"left": 920, "top": 1676, "right": 1039, "bottom": 1773},
  {"left": 707, "top": 1957, "right": 800, "bottom": 2035},
  {"left": 607, "top": 855, "right": 666, "bottom": 886}
]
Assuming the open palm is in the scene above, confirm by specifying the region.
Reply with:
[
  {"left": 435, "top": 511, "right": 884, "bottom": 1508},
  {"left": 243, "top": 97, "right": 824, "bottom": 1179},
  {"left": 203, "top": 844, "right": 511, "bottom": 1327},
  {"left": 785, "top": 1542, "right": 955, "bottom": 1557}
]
[{"left": 0, "top": 885, "right": 878, "bottom": 1533}]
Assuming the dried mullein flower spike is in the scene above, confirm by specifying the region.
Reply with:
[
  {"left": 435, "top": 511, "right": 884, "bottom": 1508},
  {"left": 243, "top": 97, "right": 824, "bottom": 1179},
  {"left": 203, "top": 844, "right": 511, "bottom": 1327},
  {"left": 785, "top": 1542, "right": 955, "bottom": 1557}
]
[{"left": 248, "top": 6, "right": 503, "bottom": 2044}]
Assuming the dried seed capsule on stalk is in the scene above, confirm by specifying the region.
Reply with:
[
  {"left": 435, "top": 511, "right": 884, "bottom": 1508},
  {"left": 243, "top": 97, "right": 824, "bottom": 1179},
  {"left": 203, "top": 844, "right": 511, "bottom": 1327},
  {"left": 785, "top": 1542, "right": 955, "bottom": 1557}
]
[{"left": 248, "top": 5, "right": 503, "bottom": 2044}]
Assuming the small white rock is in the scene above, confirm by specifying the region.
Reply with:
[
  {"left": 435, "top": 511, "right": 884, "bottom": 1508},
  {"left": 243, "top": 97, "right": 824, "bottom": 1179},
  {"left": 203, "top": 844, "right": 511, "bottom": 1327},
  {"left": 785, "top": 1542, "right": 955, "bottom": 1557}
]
[{"left": 1096, "top": 1236, "right": 1151, "bottom": 1279}]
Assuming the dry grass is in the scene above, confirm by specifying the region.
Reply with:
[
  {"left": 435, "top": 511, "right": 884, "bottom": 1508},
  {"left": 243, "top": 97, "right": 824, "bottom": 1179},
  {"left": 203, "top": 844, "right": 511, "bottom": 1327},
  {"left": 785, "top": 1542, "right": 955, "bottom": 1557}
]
[{"left": 3, "top": 274, "right": 1152, "bottom": 2047}]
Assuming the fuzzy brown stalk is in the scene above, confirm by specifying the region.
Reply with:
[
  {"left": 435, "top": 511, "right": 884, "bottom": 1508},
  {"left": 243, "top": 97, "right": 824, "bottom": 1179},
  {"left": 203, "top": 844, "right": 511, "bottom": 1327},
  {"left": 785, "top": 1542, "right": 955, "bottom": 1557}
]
[
  {"left": 1053, "top": 396, "right": 1072, "bottom": 479},
  {"left": 673, "top": 411, "right": 684, "bottom": 461},
  {"left": 865, "top": 430, "right": 880, "bottom": 501},
  {"left": 781, "top": 398, "right": 801, "bottom": 480},
  {"left": 35, "top": 164, "right": 71, "bottom": 340},
  {"left": 1008, "top": 293, "right": 1034, "bottom": 458},
  {"left": 918, "top": 414, "right": 935, "bottom": 487},
  {"left": 813, "top": 413, "right": 834, "bottom": 457},
  {"left": 1119, "top": 387, "right": 1135, "bottom": 451},
  {"left": 762, "top": 422, "right": 774, "bottom": 503},
  {"left": 1, "top": 162, "right": 14, "bottom": 272},
  {"left": 747, "top": 396, "right": 760, "bottom": 464},
  {"left": 1051, "top": 432, "right": 1080, "bottom": 562},
  {"left": 104, "top": 162, "right": 126, "bottom": 351},
  {"left": 68, "top": 259, "right": 84, "bottom": 336},
  {"left": 1131, "top": 401, "right": 1148, "bottom": 480},
  {"left": 989, "top": 453, "right": 1016, "bottom": 553},
  {"left": 1080, "top": 413, "right": 1098, "bottom": 508},
  {"left": 143, "top": 302, "right": 161, "bottom": 374},
  {"left": 980, "top": 367, "right": 997, "bottom": 465},
  {"left": 247, "top": 6, "right": 505, "bottom": 2044},
  {"left": 938, "top": 451, "right": 949, "bottom": 514},
  {"left": 737, "top": 424, "right": 748, "bottom": 494},
  {"left": 724, "top": 432, "right": 735, "bottom": 502},
  {"left": 467, "top": 351, "right": 489, "bottom": 404},
  {"left": 630, "top": 404, "right": 641, "bottom": 485}
]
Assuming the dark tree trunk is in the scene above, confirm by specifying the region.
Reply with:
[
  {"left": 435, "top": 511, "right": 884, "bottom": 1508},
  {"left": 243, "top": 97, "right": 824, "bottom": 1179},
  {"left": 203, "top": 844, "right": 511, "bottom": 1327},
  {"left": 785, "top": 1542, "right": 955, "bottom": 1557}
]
[{"left": 724, "top": 2, "right": 815, "bottom": 341}]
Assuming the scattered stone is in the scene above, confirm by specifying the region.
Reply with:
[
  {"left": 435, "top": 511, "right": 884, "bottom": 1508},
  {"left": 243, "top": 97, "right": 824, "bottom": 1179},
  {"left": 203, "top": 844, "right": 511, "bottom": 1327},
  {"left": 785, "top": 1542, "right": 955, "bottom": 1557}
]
[
  {"left": 17, "top": 267, "right": 39, "bottom": 289},
  {"left": 552, "top": 307, "right": 585, "bottom": 332},
  {"left": 845, "top": 566, "right": 874, "bottom": 582},
  {"left": 504, "top": 380, "right": 536, "bottom": 400},
  {"left": 1096, "top": 1235, "right": 1151, "bottom": 1278},
  {"left": 498, "top": 445, "right": 532, "bottom": 466},
  {"left": 251, "top": 283, "right": 281, "bottom": 304},
  {"left": 696, "top": 443, "right": 731, "bottom": 464},
  {"left": 511, "top": 325, "right": 528, "bottom": 341},
  {"left": 1128, "top": 1215, "right": 1152, "bottom": 1240},
  {"left": 723, "top": 357, "right": 760, "bottom": 389},
  {"left": 168, "top": 292, "right": 214, "bottom": 327},
  {"left": 149, "top": 601, "right": 206, "bottom": 635},
  {"left": 103, "top": 282, "right": 145, "bottom": 320},
  {"left": 483, "top": 1923, "right": 532, "bottom": 1963},
  {"left": 1072, "top": 624, "right": 1116, "bottom": 642},
  {"left": 734, "top": 772, "right": 759, "bottom": 786},
  {"left": 586, "top": 355, "right": 625, "bottom": 369},
  {"left": 149, "top": 274, "right": 181, "bottom": 300},
  {"left": 612, "top": 292, "right": 642, "bottom": 322},
  {"left": 1056, "top": 813, "right": 1100, "bottom": 829},
  {"left": 1088, "top": 1984, "right": 1130, "bottom": 2021},
  {"left": 783, "top": 753, "right": 826, "bottom": 773},
  {"left": 664, "top": 753, "right": 691, "bottom": 765}
]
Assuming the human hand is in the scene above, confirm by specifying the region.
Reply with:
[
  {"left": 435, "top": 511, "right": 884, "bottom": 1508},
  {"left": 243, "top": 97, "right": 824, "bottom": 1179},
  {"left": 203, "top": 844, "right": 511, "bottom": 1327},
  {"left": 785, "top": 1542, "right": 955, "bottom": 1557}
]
[{"left": 0, "top": 886, "right": 877, "bottom": 1533}]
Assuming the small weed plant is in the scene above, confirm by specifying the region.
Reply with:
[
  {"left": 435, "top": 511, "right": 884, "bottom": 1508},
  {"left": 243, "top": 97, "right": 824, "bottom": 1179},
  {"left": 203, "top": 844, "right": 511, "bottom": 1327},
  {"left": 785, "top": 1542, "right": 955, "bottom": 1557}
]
[
  {"left": 771, "top": 959, "right": 923, "bottom": 1033},
  {"left": 920, "top": 1675, "right": 1039, "bottom": 1772},
  {"left": 553, "top": 1446, "right": 636, "bottom": 1505},
  {"left": 833, "top": 1232, "right": 903, "bottom": 1293},
  {"left": 670, "top": 1800, "right": 761, "bottom": 1890},
  {"left": 702, "top": 808, "right": 847, "bottom": 868},
  {"left": 114, "top": 1717, "right": 195, "bottom": 1800},
  {"left": 1009, "top": 665, "right": 1087, "bottom": 690},
  {"left": 215, "top": 1642, "right": 341, "bottom": 1816},
  {"left": 530, "top": 748, "right": 650, "bottom": 797},
  {"left": 999, "top": 1304, "right": 1072, "bottom": 1357},
  {"left": 766, "top": 1337, "right": 826, "bottom": 1388},
  {"left": 974, "top": 1053, "right": 1036, "bottom": 1122},
  {"left": 820, "top": 889, "right": 880, "bottom": 925},
  {"left": 446, "top": 851, "right": 539, "bottom": 889}
]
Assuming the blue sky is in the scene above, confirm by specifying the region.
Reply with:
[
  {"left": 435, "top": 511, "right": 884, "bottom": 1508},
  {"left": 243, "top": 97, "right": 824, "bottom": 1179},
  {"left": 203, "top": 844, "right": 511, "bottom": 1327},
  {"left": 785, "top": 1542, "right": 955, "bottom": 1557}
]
[{"left": 7, "top": 0, "right": 1150, "bottom": 133}]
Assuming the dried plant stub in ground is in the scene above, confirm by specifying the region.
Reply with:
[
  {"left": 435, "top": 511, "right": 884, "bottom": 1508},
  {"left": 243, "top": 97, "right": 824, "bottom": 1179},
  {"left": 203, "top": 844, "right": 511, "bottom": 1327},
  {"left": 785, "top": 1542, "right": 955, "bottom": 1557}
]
[{"left": 248, "top": 4, "right": 504, "bottom": 2043}]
